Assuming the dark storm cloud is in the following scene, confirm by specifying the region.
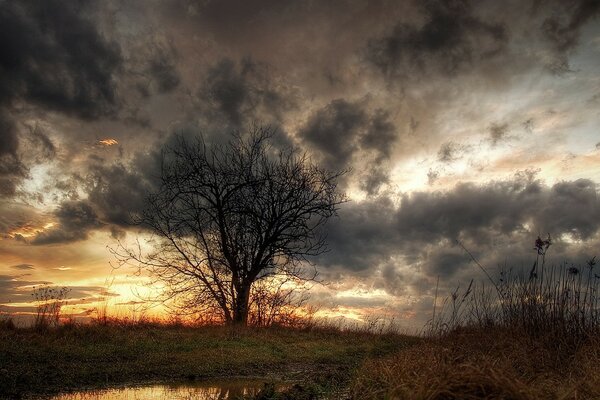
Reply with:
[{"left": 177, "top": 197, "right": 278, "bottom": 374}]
[
  {"left": 198, "top": 58, "right": 295, "bottom": 130},
  {"left": 366, "top": 0, "right": 507, "bottom": 79},
  {"left": 360, "top": 109, "right": 397, "bottom": 161},
  {"left": 396, "top": 178, "right": 600, "bottom": 244},
  {"left": 300, "top": 99, "right": 398, "bottom": 193},
  {"left": 539, "top": 0, "right": 600, "bottom": 73},
  {"left": 359, "top": 167, "right": 391, "bottom": 196},
  {"left": 146, "top": 43, "right": 180, "bottom": 94},
  {"left": 320, "top": 176, "right": 600, "bottom": 280},
  {"left": 85, "top": 155, "right": 159, "bottom": 227},
  {"left": 317, "top": 196, "right": 399, "bottom": 271},
  {"left": 0, "top": 1, "right": 122, "bottom": 118},
  {"left": 0, "top": 112, "right": 27, "bottom": 197},
  {"left": 0, "top": 1, "right": 122, "bottom": 198},
  {"left": 301, "top": 99, "right": 367, "bottom": 171},
  {"left": 127, "top": 33, "right": 181, "bottom": 98},
  {"left": 32, "top": 201, "right": 103, "bottom": 245},
  {"left": 422, "top": 248, "right": 471, "bottom": 278},
  {"left": 26, "top": 124, "right": 57, "bottom": 161}
]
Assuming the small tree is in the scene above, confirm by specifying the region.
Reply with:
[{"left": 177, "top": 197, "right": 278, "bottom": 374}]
[{"left": 119, "top": 127, "right": 345, "bottom": 325}]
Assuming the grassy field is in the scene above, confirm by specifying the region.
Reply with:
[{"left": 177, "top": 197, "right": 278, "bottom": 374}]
[
  {"left": 350, "top": 327, "right": 600, "bottom": 399},
  {"left": 2, "top": 321, "right": 599, "bottom": 399},
  {"left": 0, "top": 321, "right": 418, "bottom": 398}
]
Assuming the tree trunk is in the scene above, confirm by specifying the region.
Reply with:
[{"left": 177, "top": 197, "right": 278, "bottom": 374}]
[{"left": 232, "top": 283, "right": 251, "bottom": 325}]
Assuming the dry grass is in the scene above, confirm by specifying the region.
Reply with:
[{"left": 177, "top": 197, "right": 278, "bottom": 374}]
[
  {"left": 350, "top": 237, "right": 600, "bottom": 399},
  {"left": 351, "top": 327, "right": 600, "bottom": 399}
]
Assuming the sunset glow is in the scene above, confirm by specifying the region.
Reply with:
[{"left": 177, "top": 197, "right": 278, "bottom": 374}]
[
  {"left": 97, "top": 139, "right": 119, "bottom": 146},
  {"left": 1, "top": 1, "right": 600, "bottom": 332}
]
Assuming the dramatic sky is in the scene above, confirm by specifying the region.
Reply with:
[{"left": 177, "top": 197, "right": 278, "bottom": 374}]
[{"left": 1, "top": 0, "right": 600, "bottom": 328}]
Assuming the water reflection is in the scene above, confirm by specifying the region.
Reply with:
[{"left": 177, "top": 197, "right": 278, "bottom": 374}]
[{"left": 46, "top": 379, "right": 282, "bottom": 400}]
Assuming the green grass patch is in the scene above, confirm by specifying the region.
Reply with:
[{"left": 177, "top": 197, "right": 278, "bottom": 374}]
[{"left": 0, "top": 324, "right": 419, "bottom": 397}]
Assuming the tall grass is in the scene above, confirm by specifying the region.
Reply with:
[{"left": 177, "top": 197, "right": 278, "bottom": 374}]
[
  {"left": 31, "top": 285, "right": 70, "bottom": 330},
  {"left": 351, "top": 236, "right": 600, "bottom": 399},
  {"left": 428, "top": 235, "right": 600, "bottom": 347}
]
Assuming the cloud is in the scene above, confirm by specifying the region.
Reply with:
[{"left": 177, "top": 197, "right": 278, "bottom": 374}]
[
  {"left": 197, "top": 58, "right": 296, "bottom": 131},
  {"left": 85, "top": 158, "right": 158, "bottom": 228},
  {"left": 539, "top": 0, "right": 600, "bottom": 74},
  {"left": 316, "top": 196, "right": 400, "bottom": 271},
  {"left": 318, "top": 175, "right": 600, "bottom": 285},
  {"left": 126, "top": 32, "right": 181, "bottom": 97},
  {"left": 0, "top": 112, "right": 27, "bottom": 198},
  {"left": 360, "top": 109, "right": 398, "bottom": 161},
  {"left": 0, "top": 1, "right": 122, "bottom": 119},
  {"left": 31, "top": 201, "right": 103, "bottom": 245},
  {"left": 10, "top": 264, "right": 34, "bottom": 270},
  {"left": 437, "top": 141, "right": 470, "bottom": 163},
  {"left": 0, "top": 202, "right": 50, "bottom": 239},
  {"left": 26, "top": 124, "right": 57, "bottom": 161},
  {"left": 489, "top": 123, "right": 510, "bottom": 146},
  {"left": 301, "top": 99, "right": 367, "bottom": 171},
  {"left": 300, "top": 99, "right": 398, "bottom": 193},
  {"left": 0, "top": 275, "right": 115, "bottom": 307},
  {"left": 366, "top": 0, "right": 507, "bottom": 80},
  {"left": 0, "top": 1, "right": 122, "bottom": 200}
]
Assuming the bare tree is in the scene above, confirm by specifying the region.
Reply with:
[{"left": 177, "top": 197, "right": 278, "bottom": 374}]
[{"left": 117, "top": 127, "right": 345, "bottom": 325}]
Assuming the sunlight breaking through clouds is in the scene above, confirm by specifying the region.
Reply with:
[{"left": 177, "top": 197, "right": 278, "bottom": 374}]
[
  {"left": 0, "top": 0, "right": 599, "bottom": 329},
  {"left": 97, "top": 138, "right": 119, "bottom": 146}
]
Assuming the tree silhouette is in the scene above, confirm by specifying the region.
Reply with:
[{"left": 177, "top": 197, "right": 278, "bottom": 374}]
[{"left": 119, "top": 127, "right": 345, "bottom": 325}]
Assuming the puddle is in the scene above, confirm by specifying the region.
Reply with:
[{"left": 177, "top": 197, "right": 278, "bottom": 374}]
[{"left": 42, "top": 379, "right": 285, "bottom": 399}]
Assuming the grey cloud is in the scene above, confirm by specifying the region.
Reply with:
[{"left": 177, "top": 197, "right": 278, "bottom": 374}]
[
  {"left": 397, "top": 178, "right": 542, "bottom": 245},
  {"left": 540, "top": 0, "right": 600, "bottom": 74},
  {"left": 32, "top": 201, "right": 103, "bottom": 245},
  {"left": 198, "top": 58, "right": 295, "bottom": 130},
  {"left": 0, "top": 202, "right": 47, "bottom": 238},
  {"left": 300, "top": 99, "right": 398, "bottom": 193},
  {"left": 301, "top": 99, "right": 366, "bottom": 171},
  {"left": 127, "top": 33, "right": 181, "bottom": 97},
  {"left": 85, "top": 156, "right": 158, "bottom": 227},
  {"left": 0, "top": 275, "right": 115, "bottom": 306},
  {"left": 10, "top": 264, "right": 34, "bottom": 270},
  {"left": 427, "top": 168, "right": 440, "bottom": 185},
  {"left": 359, "top": 167, "right": 391, "bottom": 196},
  {"left": 320, "top": 176, "right": 600, "bottom": 282},
  {"left": 0, "top": 111, "right": 27, "bottom": 197},
  {"left": 147, "top": 43, "right": 180, "bottom": 94},
  {"left": 422, "top": 248, "right": 471, "bottom": 278},
  {"left": 437, "top": 141, "right": 469, "bottom": 163},
  {"left": 542, "top": 179, "right": 600, "bottom": 239},
  {"left": 0, "top": 1, "right": 122, "bottom": 119},
  {"left": 366, "top": 0, "right": 507, "bottom": 80},
  {"left": 26, "top": 124, "right": 56, "bottom": 161},
  {"left": 0, "top": 274, "right": 49, "bottom": 304},
  {"left": 361, "top": 109, "right": 397, "bottom": 161},
  {"left": 317, "top": 196, "right": 399, "bottom": 271},
  {"left": 489, "top": 122, "right": 510, "bottom": 146},
  {"left": 0, "top": 1, "right": 122, "bottom": 199}
]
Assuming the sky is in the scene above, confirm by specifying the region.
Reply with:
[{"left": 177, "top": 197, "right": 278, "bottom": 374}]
[{"left": 1, "top": 0, "right": 600, "bottom": 329}]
